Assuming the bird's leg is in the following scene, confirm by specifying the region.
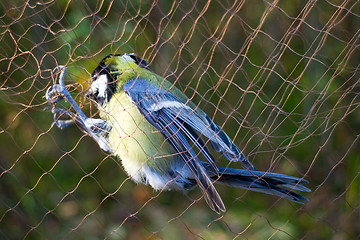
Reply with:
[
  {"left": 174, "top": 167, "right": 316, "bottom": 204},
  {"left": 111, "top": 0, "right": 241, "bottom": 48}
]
[
  {"left": 45, "top": 66, "right": 112, "bottom": 152},
  {"left": 46, "top": 65, "right": 88, "bottom": 128}
]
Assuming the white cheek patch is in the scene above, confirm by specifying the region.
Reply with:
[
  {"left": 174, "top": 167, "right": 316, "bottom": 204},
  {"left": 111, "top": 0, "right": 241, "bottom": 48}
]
[{"left": 91, "top": 74, "right": 108, "bottom": 99}]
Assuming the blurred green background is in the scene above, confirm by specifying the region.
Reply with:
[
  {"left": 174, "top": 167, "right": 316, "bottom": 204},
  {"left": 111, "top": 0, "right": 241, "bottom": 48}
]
[{"left": 1, "top": 0, "right": 359, "bottom": 239}]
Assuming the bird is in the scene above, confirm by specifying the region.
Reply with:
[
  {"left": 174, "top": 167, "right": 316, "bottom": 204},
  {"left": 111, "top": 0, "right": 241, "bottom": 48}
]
[{"left": 46, "top": 53, "right": 310, "bottom": 213}]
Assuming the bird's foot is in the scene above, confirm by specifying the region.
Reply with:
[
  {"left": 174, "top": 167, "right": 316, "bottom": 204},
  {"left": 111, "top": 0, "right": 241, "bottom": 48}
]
[{"left": 45, "top": 65, "right": 112, "bottom": 152}]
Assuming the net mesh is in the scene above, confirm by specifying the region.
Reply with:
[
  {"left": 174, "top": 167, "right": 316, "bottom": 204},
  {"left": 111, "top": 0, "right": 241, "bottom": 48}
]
[{"left": 1, "top": 0, "right": 359, "bottom": 239}]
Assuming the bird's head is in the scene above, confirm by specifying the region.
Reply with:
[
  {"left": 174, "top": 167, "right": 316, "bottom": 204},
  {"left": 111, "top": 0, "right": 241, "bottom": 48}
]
[{"left": 87, "top": 53, "right": 149, "bottom": 106}]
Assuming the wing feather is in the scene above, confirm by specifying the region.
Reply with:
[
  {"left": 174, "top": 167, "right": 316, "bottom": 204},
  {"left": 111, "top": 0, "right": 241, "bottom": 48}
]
[
  {"left": 123, "top": 78, "right": 256, "bottom": 170},
  {"left": 123, "top": 78, "right": 225, "bottom": 212}
]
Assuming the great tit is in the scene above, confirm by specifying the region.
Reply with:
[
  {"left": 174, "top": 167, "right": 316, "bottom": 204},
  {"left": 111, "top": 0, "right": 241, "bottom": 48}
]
[{"left": 46, "top": 53, "right": 310, "bottom": 213}]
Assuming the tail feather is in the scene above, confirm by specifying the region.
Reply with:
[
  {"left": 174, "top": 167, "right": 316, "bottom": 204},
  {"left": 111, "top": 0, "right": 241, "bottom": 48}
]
[{"left": 214, "top": 166, "right": 310, "bottom": 203}]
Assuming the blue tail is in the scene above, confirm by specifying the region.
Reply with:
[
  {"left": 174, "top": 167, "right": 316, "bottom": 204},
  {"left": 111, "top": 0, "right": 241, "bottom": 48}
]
[{"left": 212, "top": 166, "right": 310, "bottom": 203}]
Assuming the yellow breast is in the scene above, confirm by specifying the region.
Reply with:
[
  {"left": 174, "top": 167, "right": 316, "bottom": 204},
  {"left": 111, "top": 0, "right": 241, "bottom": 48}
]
[{"left": 103, "top": 92, "right": 175, "bottom": 184}]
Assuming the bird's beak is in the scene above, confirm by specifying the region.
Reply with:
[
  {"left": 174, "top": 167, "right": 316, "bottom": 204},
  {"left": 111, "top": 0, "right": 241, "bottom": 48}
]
[
  {"left": 85, "top": 82, "right": 95, "bottom": 101},
  {"left": 85, "top": 88, "right": 93, "bottom": 99}
]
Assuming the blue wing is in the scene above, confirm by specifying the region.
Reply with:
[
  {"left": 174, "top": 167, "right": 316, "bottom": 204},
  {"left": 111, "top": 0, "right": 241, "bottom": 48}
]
[
  {"left": 123, "top": 78, "right": 309, "bottom": 209},
  {"left": 123, "top": 78, "right": 256, "bottom": 170},
  {"left": 123, "top": 78, "right": 227, "bottom": 212}
]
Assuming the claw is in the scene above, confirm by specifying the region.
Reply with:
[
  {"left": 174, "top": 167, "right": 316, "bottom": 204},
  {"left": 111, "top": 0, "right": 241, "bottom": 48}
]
[
  {"left": 44, "top": 65, "right": 112, "bottom": 152},
  {"left": 53, "top": 65, "right": 67, "bottom": 87},
  {"left": 46, "top": 85, "right": 63, "bottom": 105},
  {"left": 51, "top": 108, "right": 77, "bottom": 129},
  {"left": 46, "top": 66, "right": 67, "bottom": 105},
  {"left": 45, "top": 65, "right": 75, "bottom": 127},
  {"left": 45, "top": 65, "right": 88, "bottom": 127}
]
